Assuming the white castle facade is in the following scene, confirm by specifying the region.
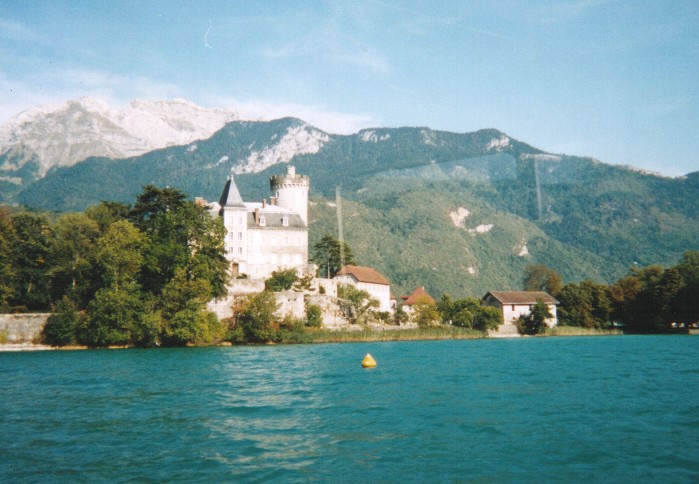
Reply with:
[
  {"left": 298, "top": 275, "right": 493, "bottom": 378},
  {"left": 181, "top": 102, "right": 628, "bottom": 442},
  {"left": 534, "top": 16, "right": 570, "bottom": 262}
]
[{"left": 207, "top": 165, "right": 310, "bottom": 280}]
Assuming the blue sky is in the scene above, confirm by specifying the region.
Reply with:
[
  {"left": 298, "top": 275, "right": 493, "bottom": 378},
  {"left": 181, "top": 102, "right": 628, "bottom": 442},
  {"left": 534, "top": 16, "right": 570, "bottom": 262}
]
[{"left": 1, "top": 0, "right": 698, "bottom": 175}]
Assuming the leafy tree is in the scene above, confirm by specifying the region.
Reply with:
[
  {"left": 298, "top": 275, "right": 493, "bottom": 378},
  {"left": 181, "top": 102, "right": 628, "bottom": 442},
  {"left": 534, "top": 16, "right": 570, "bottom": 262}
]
[
  {"left": 96, "top": 220, "right": 146, "bottom": 288},
  {"left": 42, "top": 296, "right": 82, "bottom": 346},
  {"left": 10, "top": 213, "right": 52, "bottom": 309},
  {"left": 517, "top": 300, "right": 552, "bottom": 335},
  {"left": 48, "top": 213, "right": 100, "bottom": 306},
  {"left": 82, "top": 283, "right": 146, "bottom": 346},
  {"left": 412, "top": 296, "right": 441, "bottom": 327},
  {"left": 0, "top": 208, "right": 16, "bottom": 310},
  {"left": 305, "top": 303, "right": 323, "bottom": 327},
  {"left": 265, "top": 268, "right": 299, "bottom": 292},
  {"left": 523, "top": 264, "right": 563, "bottom": 296},
  {"left": 130, "top": 187, "right": 228, "bottom": 298},
  {"left": 473, "top": 306, "right": 502, "bottom": 332},
  {"left": 130, "top": 185, "right": 187, "bottom": 226},
  {"left": 85, "top": 201, "right": 130, "bottom": 231},
  {"left": 557, "top": 280, "right": 611, "bottom": 329},
  {"left": 235, "top": 291, "right": 279, "bottom": 343},
  {"left": 437, "top": 295, "right": 500, "bottom": 331},
  {"left": 312, "top": 234, "right": 355, "bottom": 278},
  {"left": 158, "top": 268, "right": 221, "bottom": 346},
  {"left": 338, "top": 283, "right": 378, "bottom": 324}
]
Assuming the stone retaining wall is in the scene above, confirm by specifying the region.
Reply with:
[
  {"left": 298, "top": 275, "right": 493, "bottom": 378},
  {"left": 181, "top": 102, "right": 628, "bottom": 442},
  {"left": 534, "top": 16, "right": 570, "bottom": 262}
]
[{"left": 0, "top": 313, "right": 50, "bottom": 343}]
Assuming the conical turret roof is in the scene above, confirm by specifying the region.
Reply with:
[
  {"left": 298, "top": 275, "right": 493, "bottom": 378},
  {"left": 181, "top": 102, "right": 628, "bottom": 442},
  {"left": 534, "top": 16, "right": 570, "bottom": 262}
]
[{"left": 219, "top": 174, "right": 245, "bottom": 208}]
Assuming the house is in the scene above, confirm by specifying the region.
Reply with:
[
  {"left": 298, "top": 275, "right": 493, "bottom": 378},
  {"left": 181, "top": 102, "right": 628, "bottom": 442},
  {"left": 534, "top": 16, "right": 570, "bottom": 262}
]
[
  {"left": 334, "top": 265, "right": 392, "bottom": 312},
  {"left": 206, "top": 165, "right": 310, "bottom": 280},
  {"left": 482, "top": 291, "right": 559, "bottom": 327},
  {"left": 400, "top": 287, "right": 436, "bottom": 316}
]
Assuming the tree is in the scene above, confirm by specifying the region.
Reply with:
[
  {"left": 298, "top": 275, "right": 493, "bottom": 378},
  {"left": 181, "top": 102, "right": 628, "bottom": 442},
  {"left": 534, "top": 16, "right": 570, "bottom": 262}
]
[
  {"left": 130, "top": 187, "right": 228, "bottom": 298},
  {"left": 42, "top": 296, "right": 82, "bottom": 346},
  {"left": 10, "top": 213, "right": 52, "bottom": 309},
  {"left": 473, "top": 306, "right": 502, "bottom": 332},
  {"left": 235, "top": 291, "right": 279, "bottom": 343},
  {"left": 517, "top": 299, "right": 552, "bottom": 335},
  {"left": 158, "top": 268, "right": 222, "bottom": 346},
  {"left": 312, "top": 234, "right": 355, "bottom": 278},
  {"left": 523, "top": 264, "right": 563, "bottom": 296},
  {"left": 82, "top": 283, "right": 146, "bottom": 346},
  {"left": 96, "top": 220, "right": 146, "bottom": 288},
  {"left": 338, "top": 283, "right": 378, "bottom": 324},
  {"left": 48, "top": 213, "right": 100, "bottom": 307},
  {"left": 412, "top": 296, "right": 441, "bottom": 327},
  {"left": 557, "top": 280, "right": 611, "bottom": 329},
  {"left": 0, "top": 208, "right": 16, "bottom": 310},
  {"left": 265, "top": 268, "right": 299, "bottom": 292},
  {"left": 85, "top": 201, "right": 130, "bottom": 232}
]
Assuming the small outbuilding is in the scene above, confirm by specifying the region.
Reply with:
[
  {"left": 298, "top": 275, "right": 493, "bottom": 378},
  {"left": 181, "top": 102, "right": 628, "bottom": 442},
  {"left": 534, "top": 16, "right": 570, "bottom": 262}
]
[
  {"left": 400, "top": 287, "right": 436, "bottom": 316},
  {"left": 334, "top": 265, "right": 392, "bottom": 312},
  {"left": 482, "top": 291, "right": 559, "bottom": 327}
]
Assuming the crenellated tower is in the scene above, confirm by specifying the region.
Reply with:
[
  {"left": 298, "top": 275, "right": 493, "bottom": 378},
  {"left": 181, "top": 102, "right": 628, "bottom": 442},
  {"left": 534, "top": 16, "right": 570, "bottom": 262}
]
[{"left": 270, "top": 165, "right": 310, "bottom": 225}]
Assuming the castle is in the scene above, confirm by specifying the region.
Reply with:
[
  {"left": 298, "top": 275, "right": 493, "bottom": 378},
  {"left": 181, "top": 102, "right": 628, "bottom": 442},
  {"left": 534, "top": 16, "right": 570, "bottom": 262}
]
[{"left": 209, "top": 165, "right": 310, "bottom": 280}]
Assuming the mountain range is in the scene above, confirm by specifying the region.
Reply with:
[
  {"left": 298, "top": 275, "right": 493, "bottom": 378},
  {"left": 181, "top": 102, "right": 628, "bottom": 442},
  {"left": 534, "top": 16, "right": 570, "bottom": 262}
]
[{"left": 2, "top": 99, "right": 698, "bottom": 298}]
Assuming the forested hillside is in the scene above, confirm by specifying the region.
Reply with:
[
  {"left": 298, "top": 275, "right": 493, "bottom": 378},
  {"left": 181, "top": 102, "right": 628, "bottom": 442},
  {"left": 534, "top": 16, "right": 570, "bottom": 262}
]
[{"left": 12, "top": 119, "right": 699, "bottom": 297}]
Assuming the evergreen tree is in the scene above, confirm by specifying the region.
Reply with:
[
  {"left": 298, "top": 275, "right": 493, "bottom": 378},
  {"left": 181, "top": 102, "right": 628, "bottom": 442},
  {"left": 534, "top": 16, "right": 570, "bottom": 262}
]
[{"left": 312, "top": 234, "right": 355, "bottom": 278}]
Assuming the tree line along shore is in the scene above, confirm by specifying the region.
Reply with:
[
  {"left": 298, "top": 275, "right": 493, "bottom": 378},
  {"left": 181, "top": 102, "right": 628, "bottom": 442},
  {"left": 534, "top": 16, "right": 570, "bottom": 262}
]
[{"left": 1, "top": 185, "right": 696, "bottom": 348}]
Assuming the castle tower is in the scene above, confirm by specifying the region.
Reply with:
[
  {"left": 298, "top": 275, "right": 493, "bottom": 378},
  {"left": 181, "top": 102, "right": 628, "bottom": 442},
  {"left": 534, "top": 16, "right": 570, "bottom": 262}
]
[
  {"left": 219, "top": 172, "right": 248, "bottom": 275},
  {"left": 270, "top": 165, "right": 310, "bottom": 225}
]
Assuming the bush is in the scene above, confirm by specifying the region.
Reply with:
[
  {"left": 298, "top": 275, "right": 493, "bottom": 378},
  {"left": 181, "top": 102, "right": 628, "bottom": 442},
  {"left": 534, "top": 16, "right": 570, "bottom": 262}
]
[
  {"left": 305, "top": 303, "right": 323, "bottom": 327},
  {"left": 265, "top": 269, "right": 299, "bottom": 292}
]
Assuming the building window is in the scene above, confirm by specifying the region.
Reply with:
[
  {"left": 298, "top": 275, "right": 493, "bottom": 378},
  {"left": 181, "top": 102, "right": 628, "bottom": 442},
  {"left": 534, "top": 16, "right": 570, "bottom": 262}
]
[
  {"left": 238, "top": 216, "right": 243, "bottom": 224},
  {"left": 282, "top": 216, "right": 289, "bottom": 227},
  {"left": 511, "top": 305, "right": 515, "bottom": 311},
  {"left": 285, "top": 236, "right": 289, "bottom": 245},
  {"left": 238, "top": 247, "right": 243, "bottom": 255},
  {"left": 259, "top": 216, "right": 266, "bottom": 226},
  {"left": 238, "top": 232, "right": 242, "bottom": 241}
]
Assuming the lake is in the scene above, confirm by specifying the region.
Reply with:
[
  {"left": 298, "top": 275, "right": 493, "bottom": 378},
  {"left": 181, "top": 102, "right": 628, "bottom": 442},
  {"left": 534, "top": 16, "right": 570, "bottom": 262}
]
[{"left": 1, "top": 336, "right": 697, "bottom": 482}]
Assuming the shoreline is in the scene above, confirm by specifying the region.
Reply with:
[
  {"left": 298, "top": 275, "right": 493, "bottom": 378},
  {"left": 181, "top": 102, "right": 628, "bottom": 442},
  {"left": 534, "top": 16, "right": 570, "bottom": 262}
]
[{"left": 0, "top": 326, "right": 624, "bottom": 351}]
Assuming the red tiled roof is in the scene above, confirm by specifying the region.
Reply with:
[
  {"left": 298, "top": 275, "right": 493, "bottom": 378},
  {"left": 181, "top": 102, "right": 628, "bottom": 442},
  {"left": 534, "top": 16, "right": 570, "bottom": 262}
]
[
  {"left": 401, "top": 287, "right": 436, "bottom": 306},
  {"left": 335, "top": 265, "right": 391, "bottom": 285},
  {"left": 484, "top": 291, "right": 559, "bottom": 305}
]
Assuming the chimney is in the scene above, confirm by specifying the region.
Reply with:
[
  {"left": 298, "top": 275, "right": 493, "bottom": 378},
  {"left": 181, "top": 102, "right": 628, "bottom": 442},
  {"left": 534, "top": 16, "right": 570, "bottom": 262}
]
[
  {"left": 270, "top": 197, "right": 277, "bottom": 206},
  {"left": 254, "top": 208, "right": 260, "bottom": 224},
  {"left": 262, "top": 199, "right": 266, "bottom": 208}
]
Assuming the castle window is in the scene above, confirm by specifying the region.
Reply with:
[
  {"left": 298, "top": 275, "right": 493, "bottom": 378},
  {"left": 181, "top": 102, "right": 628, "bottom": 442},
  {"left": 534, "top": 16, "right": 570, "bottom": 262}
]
[
  {"left": 238, "top": 247, "right": 243, "bottom": 255},
  {"left": 238, "top": 216, "right": 243, "bottom": 225},
  {"left": 238, "top": 232, "right": 243, "bottom": 241},
  {"left": 259, "top": 216, "right": 266, "bottom": 226},
  {"left": 282, "top": 216, "right": 289, "bottom": 227}
]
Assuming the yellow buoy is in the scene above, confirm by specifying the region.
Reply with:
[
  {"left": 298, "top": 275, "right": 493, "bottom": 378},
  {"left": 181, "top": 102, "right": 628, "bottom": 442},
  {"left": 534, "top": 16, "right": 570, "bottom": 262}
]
[{"left": 362, "top": 353, "right": 377, "bottom": 368}]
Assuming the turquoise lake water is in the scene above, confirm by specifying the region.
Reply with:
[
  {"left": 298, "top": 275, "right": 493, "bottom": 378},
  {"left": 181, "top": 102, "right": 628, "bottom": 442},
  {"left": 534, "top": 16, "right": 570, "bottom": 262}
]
[{"left": 1, "top": 336, "right": 697, "bottom": 482}]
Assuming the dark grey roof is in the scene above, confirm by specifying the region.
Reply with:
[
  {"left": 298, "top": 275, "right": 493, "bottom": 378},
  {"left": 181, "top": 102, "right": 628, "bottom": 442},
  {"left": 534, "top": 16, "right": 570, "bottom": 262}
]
[
  {"left": 483, "top": 291, "right": 559, "bottom": 305},
  {"left": 219, "top": 177, "right": 245, "bottom": 208},
  {"left": 247, "top": 211, "right": 306, "bottom": 229}
]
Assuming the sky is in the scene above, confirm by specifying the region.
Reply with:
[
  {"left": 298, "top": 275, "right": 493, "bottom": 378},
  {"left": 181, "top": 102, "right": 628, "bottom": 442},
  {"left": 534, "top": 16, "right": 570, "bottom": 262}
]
[{"left": 1, "top": 0, "right": 698, "bottom": 176}]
